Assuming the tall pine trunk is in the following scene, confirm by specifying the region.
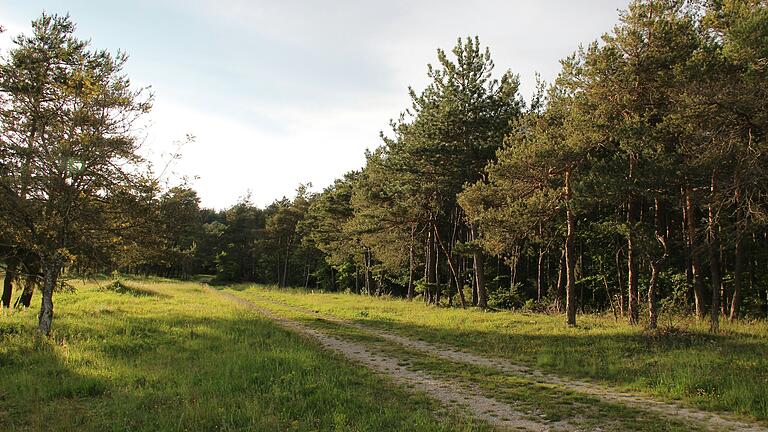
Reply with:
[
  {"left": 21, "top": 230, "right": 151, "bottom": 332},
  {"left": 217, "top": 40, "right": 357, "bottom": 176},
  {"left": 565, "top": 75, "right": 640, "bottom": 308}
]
[
  {"left": 281, "top": 240, "right": 291, "bottom": 287},
  {"left": 627, "top": 197, "right": 639, "bottom": 325},
  {"left": 615, "top": 248, "right": 625, "bottom": 317},
  {"left": 471, "top": 225, "right": 487, "bottom": 308},
  {"left": 433, "top": 224, "right": 466, "bottom": 308},
  {"left": 364, "top": 249, "right": 372, "bottom": 296},
  {"left": 556, "top": 250, "right": 565, "bottom": 313},
  {"left": 730, "top": 234, "right": 744, "bottom": 321},
  {"left": 648, "top": 198, "right": 668, "bottom": 330},
  {"left": 565, "top": 169, "right": 577, "bottom": 326},
  {"left": 425, "top": 230, "right": 436, "bottom": 303},
  {"left": 685, "top": 187, "right": 705, "bottom": 318},
  {"left": 407, "top": 224, "right": 415, "bottom": 300},
  {"left": 708, "top": 172, "right": 722, "bottom": 332},
  {"left": 537, "top": 246, "right": 544, "bottom": 302}
]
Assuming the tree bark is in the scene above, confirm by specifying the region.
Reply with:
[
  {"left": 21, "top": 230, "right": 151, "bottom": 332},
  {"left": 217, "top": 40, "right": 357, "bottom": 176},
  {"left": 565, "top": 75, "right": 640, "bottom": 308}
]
[
  {"left": 353, "top": 268, "right": 359, "bottom": 294},
  {"left": 556, "top": 250, "right": 565, "bottom": 313},
  {"left": 730, "top": 234, "right": 744, "bottom": 321},
  {"left": 685, "top": 187, "right": 705, "bottom": 319},
  {"left": 37, "top": 259, "right": 61, "bottom": 336},
  {"left": 648, "top": 198, "right": 668, "bottom": 330},
  {"left": 432, "top": 224, "right": 466, "bottom": 307},
  {"left": 537, "top": 246, "right": 544, "bottom": 302},
  {"left": 627, "top": 197, "right": 639, "bottom": 325},
  {"left": 615, "top": 248, "right": 625, "bottom": 317},
  {"left": 364, "top": 249, "right": 372, "bottom": 296},
  {"left": 474, "top": 253, "right": 486, "bottom": 308},
  {"left": 407, "top": 224, "right": 415, "bottom": 300},
  {"left": 708, "top": 172, "right": 721, "bottom": 332},
  {"left": 2, "top": 258, "right": 18, "bottom": 308},
  {"left": 564, "top": 169, "right": 577, "bottom": 326},
  {"left": 281, "top": 240, "right": 291, "bottom": 287},
  {"left": 648, "top": 261, "right": 659, "bottom": 328},
  {"left": 682, "top": 190, "right": 693, "bottom": 286},
  {"left": 470, "top": 225, "right": 487, "bottom": 308}
]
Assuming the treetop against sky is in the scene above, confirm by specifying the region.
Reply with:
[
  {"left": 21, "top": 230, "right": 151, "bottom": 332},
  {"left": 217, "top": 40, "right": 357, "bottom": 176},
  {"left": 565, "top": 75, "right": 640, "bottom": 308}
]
[{"left": 0, "top": 0, "right": 627, "bottom": 209}]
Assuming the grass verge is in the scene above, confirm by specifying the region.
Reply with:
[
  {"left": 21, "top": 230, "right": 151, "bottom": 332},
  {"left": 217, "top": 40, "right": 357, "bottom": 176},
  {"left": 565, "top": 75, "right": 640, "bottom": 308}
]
[
  {"left": 228, "top": 284, "right": 768, "bottom": 422},
  {"left": 231, "top": 290, "right": 698, "bottom": 432},
  {"left": 0, "top": 279, "right": 490, "bottom": 432}
]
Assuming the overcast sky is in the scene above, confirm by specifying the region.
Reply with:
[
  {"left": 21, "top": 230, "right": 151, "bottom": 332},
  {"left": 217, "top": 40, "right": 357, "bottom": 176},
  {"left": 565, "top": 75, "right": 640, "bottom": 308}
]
[{"left": 0, "top": 0, "right": 629, "bottom": 209}]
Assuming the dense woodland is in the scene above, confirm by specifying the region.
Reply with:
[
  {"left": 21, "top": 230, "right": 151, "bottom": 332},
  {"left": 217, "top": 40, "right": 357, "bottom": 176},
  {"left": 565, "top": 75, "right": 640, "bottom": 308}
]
[{"left": 1, "top": 0, "right": 767, "bottom": 334}]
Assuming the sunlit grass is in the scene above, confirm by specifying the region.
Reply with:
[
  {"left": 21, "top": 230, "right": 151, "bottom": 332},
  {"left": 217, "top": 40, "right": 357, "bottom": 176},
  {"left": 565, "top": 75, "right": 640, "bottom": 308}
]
[
  {"left": 231, "top": 284, "right": 768, "bottom": 422},
  {"left": 0, "top": 279, "right": 489, "bottom": 432}
]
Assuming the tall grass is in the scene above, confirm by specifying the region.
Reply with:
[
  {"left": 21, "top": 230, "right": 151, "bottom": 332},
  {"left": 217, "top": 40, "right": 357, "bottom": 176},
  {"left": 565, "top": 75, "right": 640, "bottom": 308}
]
[
  {"left": 0, "top": 279, "right": 488, "bottom": 431},
  {"left": 232, "top": 285, "right": 768, "bottom": 421}
]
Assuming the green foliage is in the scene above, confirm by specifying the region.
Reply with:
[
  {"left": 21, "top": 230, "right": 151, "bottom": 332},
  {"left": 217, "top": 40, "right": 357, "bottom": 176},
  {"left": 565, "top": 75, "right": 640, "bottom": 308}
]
[
  {"left": 487, "top": 283, "right": 525, "bottom": 310},
  {"left": 6, "top": 2, "right": 768, "bottom": 334}
]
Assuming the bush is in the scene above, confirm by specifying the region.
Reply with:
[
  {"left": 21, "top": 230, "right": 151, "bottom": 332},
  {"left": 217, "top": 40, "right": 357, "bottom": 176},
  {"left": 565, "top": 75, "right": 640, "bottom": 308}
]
[{"left": 488, "top": 283, "right": 525, "bottom": 309}]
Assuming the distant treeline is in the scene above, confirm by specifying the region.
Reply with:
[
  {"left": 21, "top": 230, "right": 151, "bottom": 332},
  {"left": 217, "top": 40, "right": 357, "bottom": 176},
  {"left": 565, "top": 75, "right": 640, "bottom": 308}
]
[
  {"left": 128, "top": 1, "right": 768, "bottom": 330},
  {"left": 2, "top": 1, "right": 767, "bottom": 333}
]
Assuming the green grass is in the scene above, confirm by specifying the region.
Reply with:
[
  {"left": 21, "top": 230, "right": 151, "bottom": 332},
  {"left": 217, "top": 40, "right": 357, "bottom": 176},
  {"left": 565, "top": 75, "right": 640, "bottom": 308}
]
[
  {"left": 228, "top": 284, "right": 768, "bottom": 423},
  {"left": 0, "top": 279, "right": 491, "bottom": 432},
  {"left": 233, "top": 294, "right": 696, "bottom": 431}
]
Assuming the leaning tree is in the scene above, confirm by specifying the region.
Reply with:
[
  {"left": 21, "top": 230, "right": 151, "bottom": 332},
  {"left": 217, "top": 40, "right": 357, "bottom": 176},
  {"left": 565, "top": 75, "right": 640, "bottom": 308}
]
[{"left": 0, "top": 14, "right": 154, "bottom": 334}]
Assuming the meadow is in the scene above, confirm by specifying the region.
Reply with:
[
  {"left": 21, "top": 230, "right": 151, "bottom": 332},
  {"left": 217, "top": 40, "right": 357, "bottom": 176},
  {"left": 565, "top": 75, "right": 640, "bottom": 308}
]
[
  {"left": 228, "top": 284, "right": 768, "bottom": 423},
  {"left": 3, "top": 278, "right": 767, "bottom": 431},
  {"left": 0, "top": 279, "right": 488, "bottom": 432}
]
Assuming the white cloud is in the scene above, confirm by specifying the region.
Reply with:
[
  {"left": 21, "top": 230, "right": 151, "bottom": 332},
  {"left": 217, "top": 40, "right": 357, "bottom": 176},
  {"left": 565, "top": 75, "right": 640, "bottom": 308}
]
[
  {"left": 3, "top": 0, "right": 631, "bottom": 210},
  {"left": 142, "top": 93, "right": 398, "bottom": 209}
]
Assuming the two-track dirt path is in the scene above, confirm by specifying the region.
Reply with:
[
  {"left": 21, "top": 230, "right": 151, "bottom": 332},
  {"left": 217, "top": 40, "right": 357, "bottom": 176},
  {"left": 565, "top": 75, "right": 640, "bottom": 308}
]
[
  {"left": 215, "top": 288, "right": 768, "bottom": 432},
  {"left": 214, "top": 289, "right": 556, "bottom": 431},
  {"left": 257, "top": 295, "right": 768, "bottom": 432}
]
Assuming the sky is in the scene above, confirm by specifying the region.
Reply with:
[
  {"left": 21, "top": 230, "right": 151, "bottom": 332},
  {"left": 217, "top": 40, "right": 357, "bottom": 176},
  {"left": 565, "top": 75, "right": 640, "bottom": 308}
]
[{"left": 0, "top": 0, "right": 630, "bottom": 209}]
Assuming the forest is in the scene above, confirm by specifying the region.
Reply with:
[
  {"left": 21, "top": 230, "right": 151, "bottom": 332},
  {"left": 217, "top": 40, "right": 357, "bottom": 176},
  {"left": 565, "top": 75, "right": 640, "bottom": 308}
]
[{"left": 1, "top": 0, "right": 767, "bottom": 336}]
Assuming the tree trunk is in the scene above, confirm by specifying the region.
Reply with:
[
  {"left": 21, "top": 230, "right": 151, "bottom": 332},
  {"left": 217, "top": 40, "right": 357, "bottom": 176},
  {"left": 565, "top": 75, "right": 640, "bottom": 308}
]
[
  {"left": 648, "top": 198, "right": 667, "bottom": 330},
  {"left": 682, "top": 190, "right": 693, "bottom": 285},
  {"left": 565, "top": 169, "right": 577, "bottom": 326},
  {"left": 730, "top": 234, "right": 744, "bottom": 321},
  {"left": 474, "top": 253, "right": 486, "bottom": 308},
  {"left": 471, "top": 272, "right": 478, "bottom": 306},
  {"left": 434, "top": 228, "right": 467, "bottom": 308},
  {"left": 407, "top": 224, "right": 415, "bottom": 300},
  {"left": 426, "top": 230, "right": 435, "bottom": 285},
  {"left": 37, "top": 259, "right": 61, "bottom": 336},
  {"left": 354, "top": 268, "right": 359, "bottom": 294},
  {"left": 721, "top": 241, "right": 728, "bottom": 318},
  {"left": 627, "top": 197, "right": 640, "bottom": 325},
  {"left": 364, "top": 249, "right": 372, "bottom": 296},
  {"left": 648, "top": 261, "right": 660, "bottom": 329},
  {"left": 16, "top": 269, "right": 37, "bottom": 308},
  {"left": 708, "top": 172, "right": 721, "bottom": 332},
  {"left": 2, "top": 258, "right": 18, "bottom": 308},
  {"left": 537, "top": 246, "right": 544, "bottom": 302},
  {"left": 615, "top": 248, "right": 625, "bottom": 317},
  {"left": 281, "top": 240, "right": 291, "bottom": 287},
  {"left": 685, "top": 187, "right": 705, "bottom": 319},
  {"left": 470, "top": 225, "right": 487, "bottom": 308},
  {"left": 556, "top": 250, "right": 565, "bottom": 313}
]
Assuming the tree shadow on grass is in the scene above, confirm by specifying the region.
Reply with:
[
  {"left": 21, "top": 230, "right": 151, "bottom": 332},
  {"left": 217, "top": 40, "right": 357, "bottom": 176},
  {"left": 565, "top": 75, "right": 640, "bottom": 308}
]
[{"left": 0, "top": 310, "right": 488, "bottom": 432}]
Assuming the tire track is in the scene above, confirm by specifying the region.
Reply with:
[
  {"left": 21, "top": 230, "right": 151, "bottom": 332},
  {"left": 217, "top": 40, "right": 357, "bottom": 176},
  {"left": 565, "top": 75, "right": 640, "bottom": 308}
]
[
  {"left": 212, "top": 288, "right": 560, "bottom": 431},
  {"left": 253, "top": 292, "right": 768, "bottom": 432}
]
